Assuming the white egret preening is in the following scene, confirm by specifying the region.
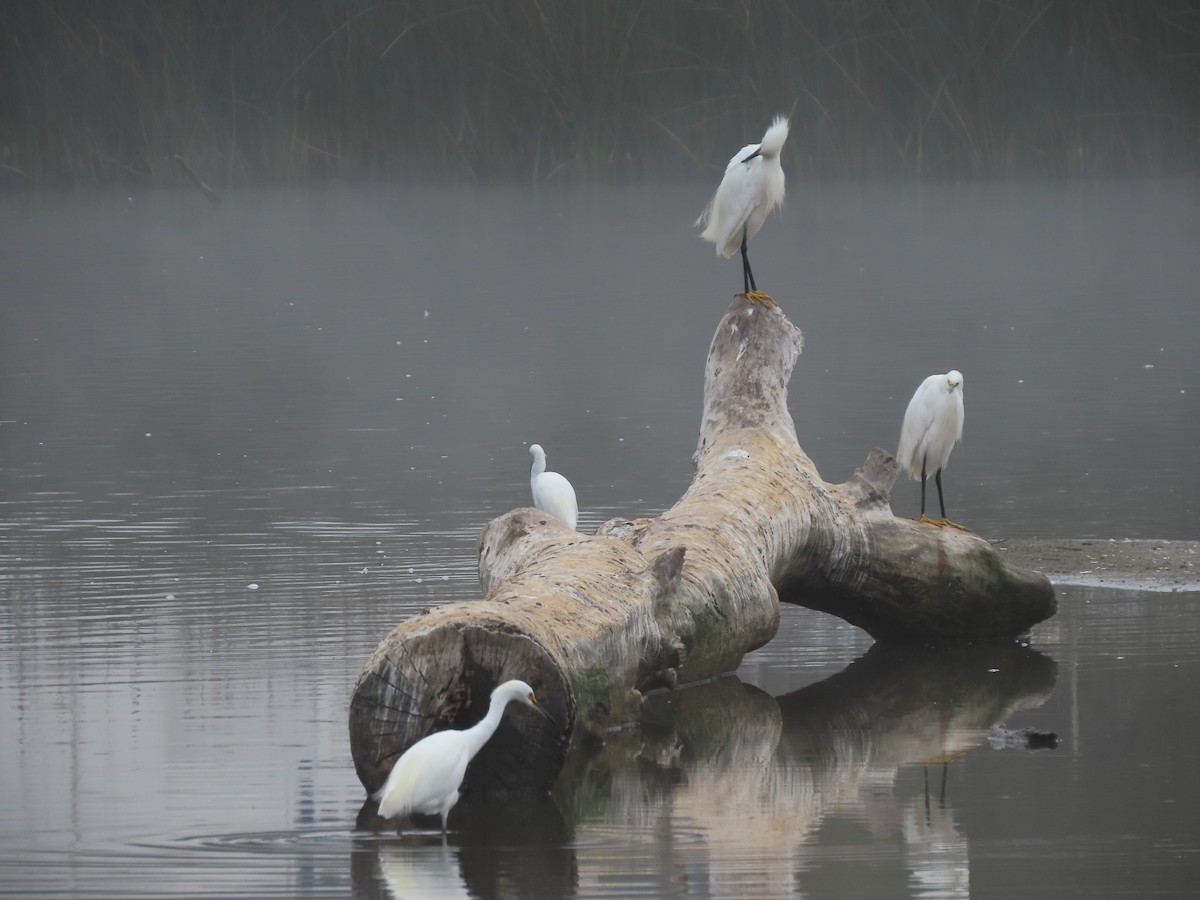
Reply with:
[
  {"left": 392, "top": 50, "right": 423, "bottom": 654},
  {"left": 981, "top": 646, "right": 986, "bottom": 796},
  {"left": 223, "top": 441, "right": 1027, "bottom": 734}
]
[
  {"left": 696, "top": 115, "right": 790, "bottom": 306},
  {"left": 374, "top": 679, "right": 555, "bottom": 833},
  {"left": 529, "top": 443, "right": 578, "bottom": 530},
  {"left": 897, "top": 370, "right": 965, "bottom": 527}
]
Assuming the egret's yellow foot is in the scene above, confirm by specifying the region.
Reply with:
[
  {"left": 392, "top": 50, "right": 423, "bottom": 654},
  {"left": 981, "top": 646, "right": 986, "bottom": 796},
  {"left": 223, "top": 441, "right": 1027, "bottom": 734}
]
[
  {"left": 916, "top": 515, "right": 971, "bottom": 531},
  {"left": 736, "top": 290, "right": 778, "bottom": 308}
]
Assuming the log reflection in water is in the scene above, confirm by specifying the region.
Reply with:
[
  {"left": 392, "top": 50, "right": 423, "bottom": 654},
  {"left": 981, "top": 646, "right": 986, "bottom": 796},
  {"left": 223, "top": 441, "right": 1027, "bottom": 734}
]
[{"left": 557, "top": 643, "right": 1057, "bottom": 895}]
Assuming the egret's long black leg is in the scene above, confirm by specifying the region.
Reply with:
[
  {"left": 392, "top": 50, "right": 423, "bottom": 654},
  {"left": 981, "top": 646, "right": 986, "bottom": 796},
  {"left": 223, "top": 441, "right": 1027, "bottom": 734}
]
[
  {"left": 920, "top": 456, "right": 928, "bottom": 517},
  {"left": 916, "top": 457, "right": 965, "bottom": 529},
  {"left": 738, "top": 227, "right": 777, "bottom": 307},
  {"left": 740, "top": 228, "right": 756, "bottom": 293},
  {"left": 923, "top": 766, "right": 931, "bottom": 819}
]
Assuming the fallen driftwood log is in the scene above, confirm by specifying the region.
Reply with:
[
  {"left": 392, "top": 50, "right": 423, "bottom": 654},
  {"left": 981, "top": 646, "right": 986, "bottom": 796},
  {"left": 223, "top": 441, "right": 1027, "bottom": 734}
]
[{"left": 349, "top": 296, "right": 1056, "bottom": 801}]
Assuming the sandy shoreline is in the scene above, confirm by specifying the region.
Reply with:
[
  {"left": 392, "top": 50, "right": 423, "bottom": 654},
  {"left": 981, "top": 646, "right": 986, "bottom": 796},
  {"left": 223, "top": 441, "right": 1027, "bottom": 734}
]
[{"left": 994, "top": 538, "right": 1200, "bottom": 592}]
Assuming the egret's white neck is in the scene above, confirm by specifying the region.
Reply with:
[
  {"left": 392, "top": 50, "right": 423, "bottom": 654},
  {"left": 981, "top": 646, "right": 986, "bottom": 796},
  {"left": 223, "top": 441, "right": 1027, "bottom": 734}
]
[
  {"left": 530, "top": 451, "right": 546, "bottom": 484},
  {"left": 462, "top": 689, "right": 518, "bottom": 761}
]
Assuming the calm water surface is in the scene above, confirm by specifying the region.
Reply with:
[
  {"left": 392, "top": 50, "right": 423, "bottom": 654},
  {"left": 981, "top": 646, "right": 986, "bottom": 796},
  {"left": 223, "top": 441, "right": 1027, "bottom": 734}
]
[{"left": 2, "top": 182, "right": 1198, "bottom": 897}]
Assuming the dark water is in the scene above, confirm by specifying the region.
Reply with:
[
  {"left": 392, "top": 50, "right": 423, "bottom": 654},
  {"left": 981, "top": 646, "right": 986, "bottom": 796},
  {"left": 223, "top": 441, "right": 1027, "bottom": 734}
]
[{"left": 2, "top": 182, "right": 1198, "bottom": 897}]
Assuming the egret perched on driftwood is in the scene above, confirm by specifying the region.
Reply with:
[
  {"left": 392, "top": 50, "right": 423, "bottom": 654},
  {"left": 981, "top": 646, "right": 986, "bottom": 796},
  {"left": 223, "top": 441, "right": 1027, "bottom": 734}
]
[
  {"left": 897, "top": 370, "right": 965, "bottom": 527},
  {"left": 374, "top": 679, "right": 555, "bottom": 833},
  {"left": 696, "top": 115, "right": 790, "bottom": 306},
  {"left": 529, "top": 443, "right": 578, "bottom": 530}
]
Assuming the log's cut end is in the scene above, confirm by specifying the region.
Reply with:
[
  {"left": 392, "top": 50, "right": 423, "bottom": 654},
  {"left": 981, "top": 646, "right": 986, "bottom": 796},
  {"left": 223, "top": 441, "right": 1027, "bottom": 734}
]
[{"left": 348, "top": 613, "right": 571, "bottom": 798}]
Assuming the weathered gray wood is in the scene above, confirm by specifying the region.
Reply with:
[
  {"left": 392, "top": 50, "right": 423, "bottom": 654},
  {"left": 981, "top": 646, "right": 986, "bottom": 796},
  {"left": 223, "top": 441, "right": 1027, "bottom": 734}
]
[
  {"left": 348, "top": 518, "right": 692, "bottom": 797},
  {"left": 619, "top": 301, "right": 1053, "bottom": 643},
  {"left": 774, "top": 447, "right": 1057, "bottom": 641},
  {"left": 348, "top": 295, "right": 1055, "bottom": 798}
]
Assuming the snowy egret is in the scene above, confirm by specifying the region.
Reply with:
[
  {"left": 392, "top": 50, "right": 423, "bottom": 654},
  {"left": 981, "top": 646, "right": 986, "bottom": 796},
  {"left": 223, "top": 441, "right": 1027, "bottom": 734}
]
[
  {"left": 374, "top": 679, "right": 555, "bottom": 833},
  {"left": 696, "top": 115, "right": 790, "bottom": 306},
  {"left": 529, "top": 443, "right": 578, "bottom": 530},
  {"left": 897, "top": 370, "right": 965, "bottom": 527}
]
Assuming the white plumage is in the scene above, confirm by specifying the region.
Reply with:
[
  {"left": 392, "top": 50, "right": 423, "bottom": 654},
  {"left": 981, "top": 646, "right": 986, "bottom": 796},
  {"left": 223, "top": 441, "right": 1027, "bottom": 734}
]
[
  {"left": 374, "top": 679, "right": 553, "bottom": 833},
  {"left": 696, "top": 115, "right": 789, "bottom": 300},
  {"left": 897, "top": 370, "right": 965, "bottom": 522},
  {"left": 529, "top": 443, "right": 578, "bottom": 530}
]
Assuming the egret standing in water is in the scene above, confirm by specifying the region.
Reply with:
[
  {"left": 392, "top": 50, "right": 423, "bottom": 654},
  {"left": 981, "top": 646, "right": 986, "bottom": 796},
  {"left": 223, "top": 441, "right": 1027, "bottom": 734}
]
[
  {"left": 897, "top": 370, "right": 965, "bottom": 527},
  {"left": 696, "top": 115, "right": 790, "bottom": 306},
  {"left": 529, "top": 443, "right": 578, "bottom": 530},
  {"left": 374, "top": 679, "right": 555, "bottom": 833}
]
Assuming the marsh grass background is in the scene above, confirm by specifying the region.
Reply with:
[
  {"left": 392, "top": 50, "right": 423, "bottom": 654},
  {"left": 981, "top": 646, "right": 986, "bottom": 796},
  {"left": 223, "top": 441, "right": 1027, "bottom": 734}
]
[{"left": 2, "top": 0, "right": 1198, "bottom": 186}]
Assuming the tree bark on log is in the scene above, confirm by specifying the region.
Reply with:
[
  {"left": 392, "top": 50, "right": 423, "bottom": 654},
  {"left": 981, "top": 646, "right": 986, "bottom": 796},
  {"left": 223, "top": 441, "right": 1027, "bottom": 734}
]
[{"left": 349, "top": 296, "right": 1055, "bottom": 800}]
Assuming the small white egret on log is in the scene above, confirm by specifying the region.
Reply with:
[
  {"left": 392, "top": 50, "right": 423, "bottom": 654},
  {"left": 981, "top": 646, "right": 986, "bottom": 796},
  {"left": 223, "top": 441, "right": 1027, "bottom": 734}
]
[
  {"left": 529, "top": 443, "right": 578, "bottom": 530},
  {"left": 696, "top": 115, "right": 789, "bottom": 306},
  {"left": 897, "top": 370, "right": 965, "bottom": 527},
  {"left": 374, "top": 679, "right": 555, "bottom": 833}
]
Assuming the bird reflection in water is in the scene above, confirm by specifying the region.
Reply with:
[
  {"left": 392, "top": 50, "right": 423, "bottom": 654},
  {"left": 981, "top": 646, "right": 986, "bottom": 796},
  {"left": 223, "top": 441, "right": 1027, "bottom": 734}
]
[
  {"left": 903, "top": 765, "right": 970, "bottom": 900},
  {"left": 377, "top": 838, "right": 470, "bottom": 900}
]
